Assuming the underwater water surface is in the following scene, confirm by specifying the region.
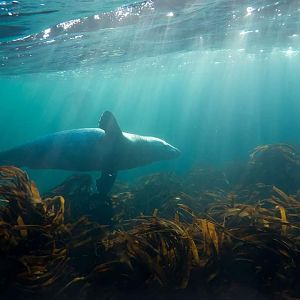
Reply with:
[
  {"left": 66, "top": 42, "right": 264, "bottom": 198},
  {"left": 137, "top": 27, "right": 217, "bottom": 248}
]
[{"left": 0, "top": 0, "right": 300, "bottom": 190}]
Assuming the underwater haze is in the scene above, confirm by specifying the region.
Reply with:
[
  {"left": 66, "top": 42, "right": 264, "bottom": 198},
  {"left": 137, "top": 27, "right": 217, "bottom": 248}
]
[{"left": 0, "top": 0, "right": 300, "bottom": 191}]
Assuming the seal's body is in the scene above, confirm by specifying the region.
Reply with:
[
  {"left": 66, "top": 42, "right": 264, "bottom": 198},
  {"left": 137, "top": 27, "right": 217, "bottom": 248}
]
[{"left": 0, "top": 111, "right": 180, "bottom": 193}]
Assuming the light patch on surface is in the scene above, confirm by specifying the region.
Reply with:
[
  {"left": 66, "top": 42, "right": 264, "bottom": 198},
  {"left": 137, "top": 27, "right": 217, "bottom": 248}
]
[
  {"left": 284, "top": 47, "right": 297, "bottom": 57},
  {"left": 246, "top": 7, "right": 255, "bottom": 17},
  {"left": 57, "top": 19, "right": 81, "bottom": 31},
  {"left": 240, "top": 30, "right": 250, "bottom": 36},
  {"left": 12, "top": 35, "right": 31, "bottom": 42},
  {"left": 240, "top": 30, "right": 259, "bottom": 36},
  {"left": 166, "top": 12, "right": 174, "bottom": 17},
  {"left": 45, "top": 40, "right": 55, "bottom": 44},
  {"left": 43, "top": 28, "right": 51, "bottom": 39},
  {"left": 115, "top": 7, "right": 132, "bottom": 21}
]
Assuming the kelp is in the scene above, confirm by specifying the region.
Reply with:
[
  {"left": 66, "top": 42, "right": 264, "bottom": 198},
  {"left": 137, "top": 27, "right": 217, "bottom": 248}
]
[
  {"left": 94, "top": 217, "right": 196, "bottom": 288},
  {"left": 2, "top": 144, "right": 300, "bottom": 299},
  {"left": 45, "top": 174, "right": 113, "bottom": 224},
  {"left": 249, "top": 144, "right": 299, "bottom": 165},
  {"left": 69, "top": 187, "right": 300, "bottom": 299},
  {"left": 245, "top": 144, "right": 300, "bottom": 192},
  {"left": 0, "top": 167, "right": 105, "bottom": 299}
]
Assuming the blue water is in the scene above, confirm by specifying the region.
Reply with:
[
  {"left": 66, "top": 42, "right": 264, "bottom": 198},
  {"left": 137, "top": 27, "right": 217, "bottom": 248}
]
[{"left": 0, "top": 0, "right": 300, "bottom": 190}]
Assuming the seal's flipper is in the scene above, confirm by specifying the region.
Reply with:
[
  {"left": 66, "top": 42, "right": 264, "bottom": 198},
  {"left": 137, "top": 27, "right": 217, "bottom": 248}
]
[
  {"left": 98, "top": 111, "right": 122, "bottom": 137},
  {"left": 96, "top": 170, "right": 117, "bottom": 196}
]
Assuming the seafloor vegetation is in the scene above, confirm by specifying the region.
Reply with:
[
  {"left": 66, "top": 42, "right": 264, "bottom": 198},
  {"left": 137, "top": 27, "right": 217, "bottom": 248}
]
[{"left": 1, "top": 144, "right": 300, "bottom": 300}]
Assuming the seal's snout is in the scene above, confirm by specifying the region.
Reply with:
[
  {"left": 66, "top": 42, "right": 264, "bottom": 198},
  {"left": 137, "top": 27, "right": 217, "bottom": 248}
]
[
  {"left": 167, "top": 145, "right": 181, "bottom": 159},
  {"left": 149, "top": 138, "right": 181, "bottom": 161},
  {"left": 173, "top": 146, "right": 181, "bottom": 158}
]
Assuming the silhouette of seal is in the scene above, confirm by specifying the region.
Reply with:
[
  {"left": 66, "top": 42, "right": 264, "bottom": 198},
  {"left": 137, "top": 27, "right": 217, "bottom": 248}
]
[{"left": 0, "top": 111, "right": 180, "bottom": 194}]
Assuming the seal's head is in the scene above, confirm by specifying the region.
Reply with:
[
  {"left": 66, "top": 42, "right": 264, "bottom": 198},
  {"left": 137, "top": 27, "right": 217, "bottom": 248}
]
[
  {"left": 144, "top": 137, "right": 181, "bottom": 160},
  {"left": 98, "top": 111, "right": 181, "bottom": 170},
  {"left": 120, "top": 134, "right": 181, "bottom": 169}
]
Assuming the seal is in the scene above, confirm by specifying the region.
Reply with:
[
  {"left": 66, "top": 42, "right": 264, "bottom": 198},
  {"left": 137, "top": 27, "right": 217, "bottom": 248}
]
[{"left": 0, "top": 111, "right": 180, "bottom": 194}]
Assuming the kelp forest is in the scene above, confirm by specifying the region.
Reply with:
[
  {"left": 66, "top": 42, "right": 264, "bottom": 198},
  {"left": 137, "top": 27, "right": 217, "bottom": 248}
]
[{"left": 1, "top": 144, "right": 300, "bottom": 300}]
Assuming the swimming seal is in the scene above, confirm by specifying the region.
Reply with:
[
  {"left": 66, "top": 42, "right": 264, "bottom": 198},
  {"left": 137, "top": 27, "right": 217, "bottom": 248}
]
[{"left": 0, "top": 111, "right": 180, "bottom": 194}]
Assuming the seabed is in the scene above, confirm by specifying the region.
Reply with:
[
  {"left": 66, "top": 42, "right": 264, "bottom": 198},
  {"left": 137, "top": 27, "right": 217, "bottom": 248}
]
[{"left": 1, "top": 144, "right": 300, "bottom": 300}]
